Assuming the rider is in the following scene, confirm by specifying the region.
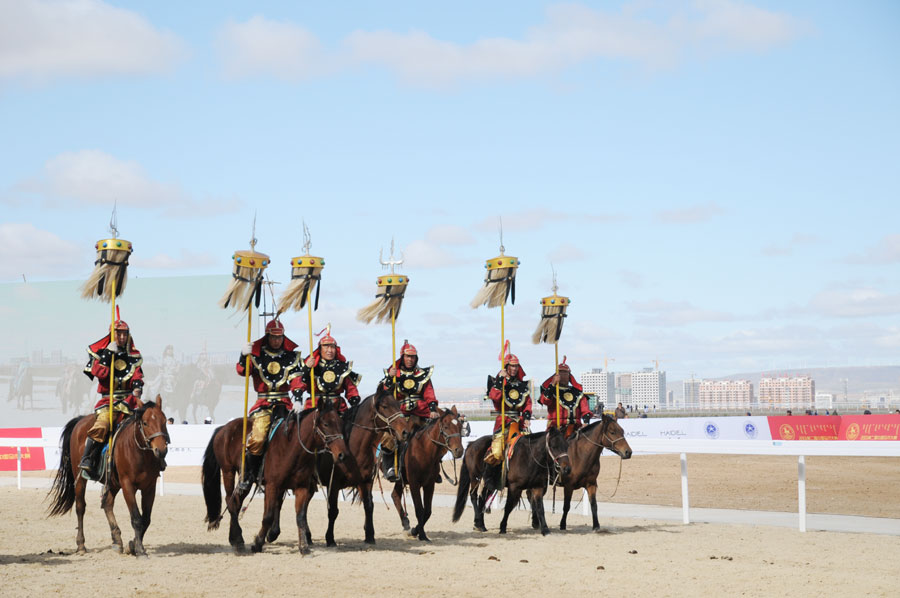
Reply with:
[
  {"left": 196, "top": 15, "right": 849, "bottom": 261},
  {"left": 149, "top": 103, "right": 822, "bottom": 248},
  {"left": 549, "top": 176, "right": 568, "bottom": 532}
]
[
  {"left": 298, "top": 331, "right": 361, "bottom": 414},
  {"left": 485, "top": 353, "right": 531, "bottom": 466},
  {"left": 236, "top": 319, "right": 304, "bottom": 491},
  {"left": 539, "top": 359, "right": 591, "bottom": 438},
  {"left": 78, "top": 320, "right": 144, "bottom": 478},
  {"left": 379, "top": 342, "right": 439, "bottom": 482}
]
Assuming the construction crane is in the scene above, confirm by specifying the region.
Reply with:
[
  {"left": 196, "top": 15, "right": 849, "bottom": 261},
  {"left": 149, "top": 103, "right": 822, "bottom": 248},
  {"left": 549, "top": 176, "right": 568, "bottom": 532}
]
[
  {"left": 604, "top": 356, "right": 615, "bottom": 371},
  {"left": 653, "top": 358, "right": 660, "bottom": 371}
]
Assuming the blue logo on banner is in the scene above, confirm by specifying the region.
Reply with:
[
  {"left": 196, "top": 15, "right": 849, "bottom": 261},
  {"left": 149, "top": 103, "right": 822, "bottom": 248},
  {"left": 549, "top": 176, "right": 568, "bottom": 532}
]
[
  {"left": 744, "top": 422, "right": 758, "bottom": 439},
  {"left": 704, "top": 422, "right": 719, "bottom": 439}
]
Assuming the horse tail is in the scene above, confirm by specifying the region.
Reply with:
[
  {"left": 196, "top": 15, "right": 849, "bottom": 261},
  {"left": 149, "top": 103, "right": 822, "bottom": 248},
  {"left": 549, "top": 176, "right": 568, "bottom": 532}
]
[
  {"left": 202, "top": 426, "right": 223, "bottom": 530},
  {"left": 451, "top": 455, "right": 472, "bottom": 523},
  {"left": 47, "top": 417, "right": 80, "bottom": 517}
]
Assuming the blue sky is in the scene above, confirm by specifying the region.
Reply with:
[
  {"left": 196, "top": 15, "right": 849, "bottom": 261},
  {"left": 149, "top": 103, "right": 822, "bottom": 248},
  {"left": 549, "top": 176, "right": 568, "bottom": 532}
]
[{"left": 1, "top": 0, "right": 899, "bottom": 386}]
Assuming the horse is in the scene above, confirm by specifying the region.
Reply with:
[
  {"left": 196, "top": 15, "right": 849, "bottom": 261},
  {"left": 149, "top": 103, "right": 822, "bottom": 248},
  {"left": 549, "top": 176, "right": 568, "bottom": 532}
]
[
  {"left": 391, "top": 406, "right": 465, "bottom": 541},
  {"left": 452, "top": 426, "right": 571, "bottom": 535},
  {"left": 202, "top": 399, "right": 351, "bottom": 554},
  {"left": 47, "top": 397, "right": 170, "bottom": 556},
  {"left": 255, "top": 389, "right": 409, "bottom": 547},
  {"left": 7, "top": 363, "right": 33, "bottom": 410},
  {"left": 550, "top": 415, "right": 632, "bottom": 531}
]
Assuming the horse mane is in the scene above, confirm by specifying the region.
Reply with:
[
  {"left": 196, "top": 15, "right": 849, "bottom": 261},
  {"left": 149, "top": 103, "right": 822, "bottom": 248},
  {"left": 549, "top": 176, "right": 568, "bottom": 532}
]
[
  {"left": 579, "top": 416, "right": 609, "bottom": 434},
  {"left": 409, "top": 408, "right": 453, "bottom": 440},
  {"left": 343, "top": 395, "right": 371, "bottom": 437}
]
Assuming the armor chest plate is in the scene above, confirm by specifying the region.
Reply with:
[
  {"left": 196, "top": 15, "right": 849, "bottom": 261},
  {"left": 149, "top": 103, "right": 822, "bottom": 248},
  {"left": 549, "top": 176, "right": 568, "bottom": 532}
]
[
  {"left": 253, "top": 349, "right": 301, "bottom": 389},
  {"left": 502, "top": 378, "right": 529, "bottom": 409},
  {"left": 106, "top": 350, "right": 142, "bottom": 384},
  {"left": 395, "top": 366, "right": 433, "bottom": 399},
  {"left": 315, "top": 359, "right": 349, "bottom": 394},
  {"left": 556, "top": 385, "right": 582, "bottom": 410}
]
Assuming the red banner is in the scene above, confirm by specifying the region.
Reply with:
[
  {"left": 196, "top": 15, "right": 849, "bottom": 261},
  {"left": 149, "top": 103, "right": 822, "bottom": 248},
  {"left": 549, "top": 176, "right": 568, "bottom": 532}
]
[
  {"left": 767, "top": 416, "right": 841, "bottom": 440},
  {"left": 0, "top": 427, "right": 46, "bottom": 471},
  {"left": 838, "top": 415, "right": 900, "bottom": 441}
]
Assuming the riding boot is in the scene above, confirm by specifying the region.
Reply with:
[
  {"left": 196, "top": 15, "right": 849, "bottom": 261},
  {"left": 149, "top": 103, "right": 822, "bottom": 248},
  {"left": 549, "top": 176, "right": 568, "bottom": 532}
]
[
  {"left": 381, "top": 449, "right": 399, "bottom": 483},
  {"left": 238, "top": 453, "right": 262, "bottom": 493},
  {"left": 79, "top": 437, "right": 102, "bottom": 478}
]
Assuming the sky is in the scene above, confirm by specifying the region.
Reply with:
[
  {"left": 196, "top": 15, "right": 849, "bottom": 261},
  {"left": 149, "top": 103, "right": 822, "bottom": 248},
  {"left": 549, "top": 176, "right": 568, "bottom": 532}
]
[{"left": 1, "top": 0, "right": 899, "bottom": 387}]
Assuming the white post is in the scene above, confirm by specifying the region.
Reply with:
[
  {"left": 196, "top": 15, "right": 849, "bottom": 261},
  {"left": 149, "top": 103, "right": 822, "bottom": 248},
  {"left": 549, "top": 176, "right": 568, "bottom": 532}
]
[
  {"left": 582, "top": 488, "right": 589, "bottom": 516},
  {"left": 680, "top": 452, "right": 690, "bottom": 524},
  {"left": 159, "top": 472, "right": 165, "bottom": 497},
  {"left": 798, "top": 455, "right": 807, "bottom": 532},
  {"left": 16, "top": 446, "right": 22, "bottom": 490}
]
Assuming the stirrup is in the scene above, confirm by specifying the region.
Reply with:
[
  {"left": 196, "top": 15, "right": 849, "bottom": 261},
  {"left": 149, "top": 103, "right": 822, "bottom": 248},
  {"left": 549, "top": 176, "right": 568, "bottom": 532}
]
[{"left": 385, "top": 467, "right": 398, "bottom": 483}]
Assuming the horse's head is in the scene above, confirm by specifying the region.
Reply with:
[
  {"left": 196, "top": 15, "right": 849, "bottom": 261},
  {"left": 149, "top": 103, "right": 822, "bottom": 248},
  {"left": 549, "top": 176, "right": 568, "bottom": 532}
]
[
  {"left": 438, "top": 406, "right": 464, "bottom": 459},
  {"left": 373, "top": 391, "right": 409, "bottom": 442},
  {"left": 601, "top": 414, "right": 632, "bottom": 459},
  {"left": 546, "top": 427, "right": 572, "bottom": 478},
  {"left": 137, "top": 394, "right": 170, "bottom": 465},
  {"left": 314, "top": 398, "right": 349, "bottom": 466}
]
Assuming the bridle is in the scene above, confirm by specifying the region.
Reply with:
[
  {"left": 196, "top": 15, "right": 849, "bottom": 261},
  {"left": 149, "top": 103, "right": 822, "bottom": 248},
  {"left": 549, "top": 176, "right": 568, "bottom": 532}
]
[
  {"left": 578, "top": 416, "right": 627, "bottom": 454},
  {"left": 297, "top": 410, "right": 344, "bottom": 455},
  {"left": 133, "top": 408, "right": 169, "bottom": 452},
  {"left": 428, "top": 413, "right": 462, "bottom": 452}
]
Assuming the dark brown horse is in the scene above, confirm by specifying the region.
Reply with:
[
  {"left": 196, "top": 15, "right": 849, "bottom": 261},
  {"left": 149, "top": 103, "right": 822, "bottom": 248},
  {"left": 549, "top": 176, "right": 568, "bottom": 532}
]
[
  {"left": 47, "top": 397, "right": 170, "bottom": 555},
  {"left": 391, "top": 406, "right": 464, "bottom": 541},
  {"left": 202, "top": 399, "right": 350, "bottom": 554},
  {"left": 552, "top": 415, "right": 631, "bottom": 531},
  {"left": 256, "top": 389, "right": 409, "bottom": 547},
  {"left": 452, "top": 426, "right": 571, "bottom": 535}
]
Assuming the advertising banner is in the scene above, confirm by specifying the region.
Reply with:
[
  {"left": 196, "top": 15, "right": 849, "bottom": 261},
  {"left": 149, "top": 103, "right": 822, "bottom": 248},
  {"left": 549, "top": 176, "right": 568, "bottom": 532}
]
[
  {"left": 767, "top": 416, "right": 841, "bottom": 440},
  {"left": 0, "top": 427, "right": 45, "bottom": 471},
  {"left": 618, "top": 416, "right": 772, "bottom": 442},
  {"left": 838, "top": 415, "right": 900, "bottom": 440}
]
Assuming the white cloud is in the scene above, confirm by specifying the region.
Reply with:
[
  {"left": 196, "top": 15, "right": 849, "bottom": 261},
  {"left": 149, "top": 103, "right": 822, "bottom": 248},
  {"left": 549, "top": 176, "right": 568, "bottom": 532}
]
[
  {"left": 0, "top": 222, "right": 83, "bottom": 280},
  {"left": 10, "top": 150, "right": 240, "bottom": 218},
  {"left": 215, "top": 15, "right": 326, "bottom": 81},
  {"left": 425, "top": 225, "right": 475, "bottom": 246},
  {"left": 845, "top": 234, "right": 900, "bottom": 265},
  {"left": 761, "top": 232, "right": 820, "bottom": 257},
  {"left": 0, "top": 0, "right": 186, "bottom": 82},
  {"left": 809, "top": 288, "right": 900, "bottom": 318},
  {"left": 476, "top": 209, "right": 570, "bottom": 233},
  {"left": 130, "top": 250, "right": 217, "bottom": 271},
  {"left": 547, "top": 243, "right": 587, "bottom": 263},
  {"left": 215, "top": 2, "right": 806, "bottom": 87},
  {"left": 402, "top": 239, "right": 457, "bottom": 269},
  {"left": 628, "top": 298, "right": 735, "bottom": 326},
  {"left": 655, "top": 201, "right": 724, "bottom": 224}
]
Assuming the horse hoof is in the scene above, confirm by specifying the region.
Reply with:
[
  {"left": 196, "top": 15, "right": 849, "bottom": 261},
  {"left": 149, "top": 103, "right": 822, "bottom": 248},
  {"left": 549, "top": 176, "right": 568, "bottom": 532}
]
[
  {"left": 250, "top": 542, "right": 263, "bottom": 553},
  {"left": 418, "top": 533, "right": 430, "bottom": 542},
  {"left": 265, "top": 531, "right": 280, "bottom": 543},
  {"left": 326, "top": 540, "right": 337, "bottom": 548},
  {"left": 364, "top": 537, "right": 376, "bottom": 545},
  {"left": 299, "top": 547, "right": 311, "bottom": 556},
  {"left": 474, "top": 525, "right": 487, "bottom": 533},
  {"left": 559, "top": 525, "right": 567, "bottom": 531},
  {"left": 76, "top": 547, "right": 87, "bottom": 555},
  {"left": 499, "top": 529, "right": 507, "bottom": 535},
  {"left": 401, "top": 521, "right": 410, "bottom": 531},
  {"left": 541, "top": 528, "right": 550, "bottom": 536},
  {"left": 125, "top": 540, "right": 135, "bottom": 555}
]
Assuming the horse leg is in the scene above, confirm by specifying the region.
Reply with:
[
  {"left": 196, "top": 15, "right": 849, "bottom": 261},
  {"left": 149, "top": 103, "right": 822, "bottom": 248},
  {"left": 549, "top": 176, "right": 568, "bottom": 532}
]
[
  {"left": 407, "top": 481, "right": 426, "bottom": 540},
  {"left": 74, "top": 476, "right": 88, "bottom": 554},
  {"left": 531, "top": 487, "right": 551, "bottom": 536},
  {"left": 587, "top": 483, "right": 601, "bottom": 531},
  {"left": 391, "top": 482, "right": 409, "bottom": 531},
  {"left": 294, "top": 487, "right": 313, "bottom": 555},
  {"left": 223, "top": 470, "right": 246, "bottom": 553},
  {"left": 139, "top": 482, "right": 157, "bottom": 550},
  {"left": 265, "top": 490, "right": 285, "bottom": 544},
  {"left": 528, "top": 489, "right": 540, "bottom": 529},
  {"left": 251, "top": 483, "right": 281, "bottom": 553},
  {"left": 325, "top": 485, "right": 339, "bottom": 547},
  {"left": 361, "top": 482, "right": 376, "bottom": 544},
  {"left": 417, "top": 483, "right": 434, "bottom": 542},
  {"left": 473, "top": 485, "right": 489, "bottom": 532},
  {"left": 120, "top": 480, "right": 147, "bottom": 556},
  {"left": 101, "top": 485, "right": 124, "bottom": 552},
  {"left": 499, "top": 488, "right": 522, "bottom": 535},
  {"left": 560, "top": 486, "right": 573, "bottom": 531}
]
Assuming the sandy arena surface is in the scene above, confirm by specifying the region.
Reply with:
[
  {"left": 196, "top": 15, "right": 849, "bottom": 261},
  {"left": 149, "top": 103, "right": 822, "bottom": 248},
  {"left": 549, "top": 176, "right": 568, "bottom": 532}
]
[{"left": 2, "top": 455, "right": 899, "bottom": 597}]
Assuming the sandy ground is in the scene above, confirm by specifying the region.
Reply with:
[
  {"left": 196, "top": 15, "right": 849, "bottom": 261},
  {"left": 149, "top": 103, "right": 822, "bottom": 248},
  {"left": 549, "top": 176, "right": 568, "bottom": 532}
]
[{"left": 2, "top": 455, "right": 899, "bottom": 597}]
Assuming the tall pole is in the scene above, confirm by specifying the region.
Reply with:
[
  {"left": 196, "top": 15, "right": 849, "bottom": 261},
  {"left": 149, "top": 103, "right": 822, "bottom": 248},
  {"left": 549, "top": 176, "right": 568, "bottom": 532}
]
[
  {"left": 555, "top": 343, "right": 560, "bottom": 428},
  {"left": 307, "top": 287, "right": 316, "bottom": 408},
  {"left": 107, "top": 275, "right": 117, "bottom": 474},
  {"left": 240, "top": 303, "right": 253, "bottom": 481},
  {"left": 500, "top": 302, "right": 507, "bottom": 481}
]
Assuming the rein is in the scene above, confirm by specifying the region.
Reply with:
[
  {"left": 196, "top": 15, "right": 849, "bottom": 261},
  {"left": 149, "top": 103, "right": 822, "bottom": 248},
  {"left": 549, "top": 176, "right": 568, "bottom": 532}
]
[
  {"left": 133, "top": 410, "right": 169, "bottom": 452},
  {"left": 429, "top": 416, "right": 461, "bottom": 486}
]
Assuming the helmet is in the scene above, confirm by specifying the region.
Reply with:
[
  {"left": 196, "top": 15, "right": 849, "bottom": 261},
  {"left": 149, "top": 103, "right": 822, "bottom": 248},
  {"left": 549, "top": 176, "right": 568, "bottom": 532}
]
[
  {"left": 401, "top": 343, "right": 418, "bottom": 356},
  {"left": 319, "top": 334, "right": 337, "bottom": 346},
  {"left": 505, "top": 354, "right": 520, "bottom": 366},
  {"left": 265, "top": 319, "right": 285, "bottom": 336},
  {"left": 114, "top": 320, "right": 129, "bottom": 332}
]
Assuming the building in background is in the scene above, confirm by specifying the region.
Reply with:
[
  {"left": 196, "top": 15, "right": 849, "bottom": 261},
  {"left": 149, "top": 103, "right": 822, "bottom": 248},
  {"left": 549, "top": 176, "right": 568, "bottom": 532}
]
[
  {"left": 581, "top": 368, "right": 615, "bottom": 409},
  {"left": 615, "top": 372, "right": 632, "bottom": 410},
  {"left": 631, "top": 368, "right": 666, "bottom": 410},
  {"left": 758, "top": 376, "right": 816, "bottom": 410},
  {"left": 815, "top": 392, "right": 835, "bottom": 410},
  {"left": 698, "top": 379, "right": 754, "bottom": 410},
  {"left": 683, "top": 377, "right": 701, "bottom": 409}
]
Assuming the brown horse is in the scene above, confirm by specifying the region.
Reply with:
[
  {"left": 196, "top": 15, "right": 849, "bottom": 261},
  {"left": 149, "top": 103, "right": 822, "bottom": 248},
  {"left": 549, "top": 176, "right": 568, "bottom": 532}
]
[
  {"left": 202, "top": 399, "right": 350, "bottom": 554},
  {"left": 47, "top": 397, "right": 170, "bottom": 555},
  {"left": 256, "top": 390, "right": 409, "bottom": 547},
  {"left": 452, "top": 427, "right": 571, "bottom": 535},
  {"left": 391, "top": 406, "right": 464, "bottom": 541},
  {"left": 552, "top": 415, "right": 631, "bottom": 531}
]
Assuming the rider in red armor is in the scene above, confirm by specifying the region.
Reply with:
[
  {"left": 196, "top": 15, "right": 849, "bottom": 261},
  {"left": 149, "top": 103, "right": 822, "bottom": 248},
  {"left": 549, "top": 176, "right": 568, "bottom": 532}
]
[
  {"left": 539, "top": 361, "right": 592, "bottom": 438},
  {"left": 236, "top": 319, "right": 304, "bottom": 491},
  {"left": 485, "top": 354, "right": 532, "bottom": 465},
  {"left": 298, "top": 333, "right": 361, "bottom": 413},
  {"left": 78, "top": 320, "right": 144, "bottom": 478},
  {"left": 379, "top": 342, "right": 439, "bottom": 482}
]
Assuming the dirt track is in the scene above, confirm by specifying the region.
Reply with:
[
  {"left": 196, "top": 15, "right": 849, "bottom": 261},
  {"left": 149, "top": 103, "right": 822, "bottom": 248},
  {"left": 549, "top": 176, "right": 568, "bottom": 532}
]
[{"left": 2, "top": 455, "right": 899, "bottom": 597}]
